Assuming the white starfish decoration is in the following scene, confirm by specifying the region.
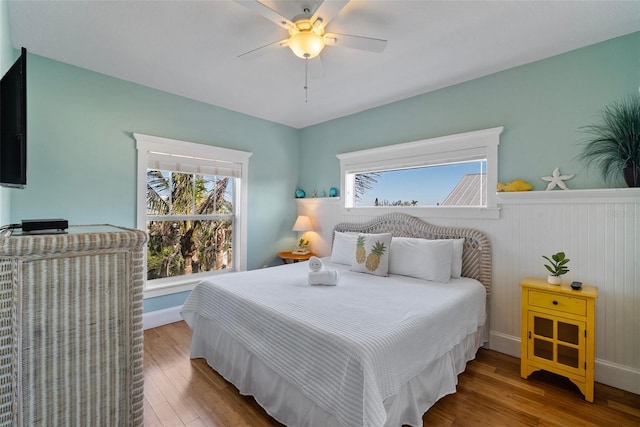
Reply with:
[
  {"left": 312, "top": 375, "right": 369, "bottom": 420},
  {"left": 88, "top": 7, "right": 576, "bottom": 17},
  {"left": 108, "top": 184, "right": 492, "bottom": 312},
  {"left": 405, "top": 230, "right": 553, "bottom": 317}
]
[{"left": 541, "top": 167, "right": 575, "bottom": 190}]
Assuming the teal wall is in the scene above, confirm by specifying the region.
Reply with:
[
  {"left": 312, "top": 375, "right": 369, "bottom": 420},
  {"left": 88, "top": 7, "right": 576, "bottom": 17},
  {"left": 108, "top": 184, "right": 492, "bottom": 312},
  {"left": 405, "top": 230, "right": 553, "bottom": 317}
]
[
  {"left": 0, "top": 0, "right": 13, "bottom": 225},
  {"left": 298, "top": 32, "right": 640, "bottom": 193},
  {"left": 11, "top": 54, "right": 300, "bottom": 271},
  {"left": 144, "top": 291, "right": 192, "bottom": 313},
  {"left": 0, "top": 0, "right": 9, "bottom": 74}
]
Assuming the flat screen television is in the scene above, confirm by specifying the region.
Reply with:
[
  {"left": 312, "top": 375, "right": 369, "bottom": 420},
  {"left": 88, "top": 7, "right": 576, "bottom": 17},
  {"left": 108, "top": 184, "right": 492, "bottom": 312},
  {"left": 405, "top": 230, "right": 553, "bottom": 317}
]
[{"left": 0, "top": 47, "right": 27, "bottom": 188}]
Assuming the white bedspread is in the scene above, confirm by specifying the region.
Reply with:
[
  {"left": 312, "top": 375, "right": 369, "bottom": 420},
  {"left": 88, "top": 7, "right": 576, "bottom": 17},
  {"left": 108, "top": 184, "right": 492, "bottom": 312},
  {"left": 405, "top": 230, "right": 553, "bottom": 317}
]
[{"left": 181, "top": 259, "right": 486, "bottom": 427}]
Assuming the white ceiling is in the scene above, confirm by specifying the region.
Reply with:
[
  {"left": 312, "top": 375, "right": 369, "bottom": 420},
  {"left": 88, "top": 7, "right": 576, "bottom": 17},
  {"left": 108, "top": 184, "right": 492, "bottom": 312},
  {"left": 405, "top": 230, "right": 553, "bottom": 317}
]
[{"left": 8, "top": 1, "right": 640, "bottom": 129}]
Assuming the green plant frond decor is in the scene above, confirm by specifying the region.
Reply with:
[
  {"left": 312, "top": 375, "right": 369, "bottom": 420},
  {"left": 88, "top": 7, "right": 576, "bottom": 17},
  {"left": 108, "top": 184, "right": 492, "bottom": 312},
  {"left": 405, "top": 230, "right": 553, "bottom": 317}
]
[
  {"left": 578, "top": 93, "right": 640, "bottom": 187},
  {"left": 543, "top": 252, "right": 570, "bottom": 277}
]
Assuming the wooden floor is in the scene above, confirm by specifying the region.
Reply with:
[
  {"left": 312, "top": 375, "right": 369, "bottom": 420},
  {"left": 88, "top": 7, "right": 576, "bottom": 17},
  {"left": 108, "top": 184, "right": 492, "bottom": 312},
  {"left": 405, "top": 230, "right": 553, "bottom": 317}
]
[{"left": 144, "top": 321, "right": 640, "bottom": 427}]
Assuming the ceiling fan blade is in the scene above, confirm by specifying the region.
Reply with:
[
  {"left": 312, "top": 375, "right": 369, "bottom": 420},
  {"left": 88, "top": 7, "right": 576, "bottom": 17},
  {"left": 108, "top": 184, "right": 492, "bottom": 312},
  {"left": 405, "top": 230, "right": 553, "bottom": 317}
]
[
  {"left": 234, "top": 0, "right": 295, "bottom": 30},
  {"left": 308, "top": 56, "right": 325, "bottom": 79},
  {"left": 324, "top": 33, "right": 387, "bottom": 53},
  {"left": 310, "top": 0, "right": 350, "bottom": 31},
  {"left": 238, "top": 39, "right": 289, "bottom": 61}
]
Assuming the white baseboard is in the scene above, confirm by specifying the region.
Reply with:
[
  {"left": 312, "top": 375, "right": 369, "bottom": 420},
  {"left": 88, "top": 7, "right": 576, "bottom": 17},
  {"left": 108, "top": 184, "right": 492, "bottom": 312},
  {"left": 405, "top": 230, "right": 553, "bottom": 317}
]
[
  {"left": 488, "top": 330, "right": 520, "bottom": 358},
  {"left": 143, "top": 305, "right": 184, "bottom": 330},
  {"left": 595, "top": 358, "right": 640, "bottom": 395},
  {"left": 488, "top": 330, "right": 640, "bottom": 395}
]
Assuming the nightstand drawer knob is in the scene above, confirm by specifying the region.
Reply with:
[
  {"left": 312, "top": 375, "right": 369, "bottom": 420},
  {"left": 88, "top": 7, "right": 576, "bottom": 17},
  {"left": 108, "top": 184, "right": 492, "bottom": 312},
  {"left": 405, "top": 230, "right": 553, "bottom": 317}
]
[{"left": 528, "top": 290, "right": 587, "bottom": 315}]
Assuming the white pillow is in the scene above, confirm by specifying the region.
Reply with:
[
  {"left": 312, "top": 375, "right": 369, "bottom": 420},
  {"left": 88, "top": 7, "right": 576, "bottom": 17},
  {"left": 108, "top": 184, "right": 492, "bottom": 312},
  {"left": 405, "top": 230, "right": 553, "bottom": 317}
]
[
  {"left": 449, "top": 238, "right": 464, "bottom": 278},
  {"left": 351, "top": 233, "right": 392, "bottom": 277},
  {"left": 389, "top": 237, "right": 453, "bottom": 283},
  {"left": 330, "top": 232, "right": 358, "bottom": 265}
]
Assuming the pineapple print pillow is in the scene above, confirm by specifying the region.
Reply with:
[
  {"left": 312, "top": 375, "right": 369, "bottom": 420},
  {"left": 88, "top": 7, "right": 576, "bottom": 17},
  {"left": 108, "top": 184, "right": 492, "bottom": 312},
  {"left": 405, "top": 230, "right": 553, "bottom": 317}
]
[{"left": 351, "top": 233, "right": 393, "bottom": 276}]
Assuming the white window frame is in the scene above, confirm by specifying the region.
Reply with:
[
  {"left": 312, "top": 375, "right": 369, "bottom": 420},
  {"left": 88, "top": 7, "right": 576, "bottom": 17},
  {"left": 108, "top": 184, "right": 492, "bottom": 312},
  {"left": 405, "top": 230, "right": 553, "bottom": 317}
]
[
  {"left": 135, "top": 133, "right": 252, "bottom": 297},
  {"left": 337, "top": 127, "right": 502, "bottom": 219}
]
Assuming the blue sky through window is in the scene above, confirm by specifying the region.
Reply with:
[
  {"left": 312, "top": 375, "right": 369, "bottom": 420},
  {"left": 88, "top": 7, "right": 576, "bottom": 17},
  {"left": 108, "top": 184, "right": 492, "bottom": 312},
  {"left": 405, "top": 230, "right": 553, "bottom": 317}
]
[{"left": 356, "top": 160, "right": 486, "bottom": 206}]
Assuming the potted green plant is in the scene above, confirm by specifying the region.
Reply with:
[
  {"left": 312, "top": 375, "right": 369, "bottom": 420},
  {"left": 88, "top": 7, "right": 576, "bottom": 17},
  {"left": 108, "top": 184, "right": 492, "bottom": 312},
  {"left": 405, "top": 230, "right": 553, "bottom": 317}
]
[
  {"left": 578, "top": 93, "right": 640, "bottom": 187},
  {"left": 293, "top": 238, "right": 310, "bottom": 255},
  {"left": 543, "top": 252, "right": 570, "bottom": 285}
]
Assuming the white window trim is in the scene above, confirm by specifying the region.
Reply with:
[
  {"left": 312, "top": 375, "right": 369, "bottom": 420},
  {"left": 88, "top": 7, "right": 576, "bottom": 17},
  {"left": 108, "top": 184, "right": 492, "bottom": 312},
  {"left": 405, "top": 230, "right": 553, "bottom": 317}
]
[
  {"left": 337, "top": 127, "right": 503, "bottom": 219},
  {"left": 135, "top": 133, "right": 252, "bottom": 294}
]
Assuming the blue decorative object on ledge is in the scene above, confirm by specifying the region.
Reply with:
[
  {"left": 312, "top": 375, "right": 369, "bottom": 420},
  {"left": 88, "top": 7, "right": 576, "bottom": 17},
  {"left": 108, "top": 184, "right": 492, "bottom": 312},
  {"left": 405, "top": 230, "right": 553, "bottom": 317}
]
[
  {"left": 329, "top": 187, "right": 338, "bottom": 197},
  {"left": 295, "top": 189, "right": 306, "bottom": 198}
]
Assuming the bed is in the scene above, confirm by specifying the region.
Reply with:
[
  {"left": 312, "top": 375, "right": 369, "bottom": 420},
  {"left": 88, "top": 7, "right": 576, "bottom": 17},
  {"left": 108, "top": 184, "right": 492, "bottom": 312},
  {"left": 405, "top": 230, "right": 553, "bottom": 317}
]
[{"left": 181, "top": 212, "right": 492, "bottom": 426}]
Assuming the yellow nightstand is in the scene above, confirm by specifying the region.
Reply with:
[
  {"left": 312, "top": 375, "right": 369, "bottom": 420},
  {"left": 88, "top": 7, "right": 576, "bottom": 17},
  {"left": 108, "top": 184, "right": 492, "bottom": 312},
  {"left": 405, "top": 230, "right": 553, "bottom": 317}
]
[{"left": 520, "top": 277, "right": 598, "bottom": 402}]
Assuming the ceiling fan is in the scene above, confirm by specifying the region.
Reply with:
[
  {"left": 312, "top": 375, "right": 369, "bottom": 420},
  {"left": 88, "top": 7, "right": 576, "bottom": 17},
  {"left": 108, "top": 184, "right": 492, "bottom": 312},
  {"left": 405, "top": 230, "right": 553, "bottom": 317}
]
[{"left": 234, "top": 0, "right": 387, "bottom": 77}]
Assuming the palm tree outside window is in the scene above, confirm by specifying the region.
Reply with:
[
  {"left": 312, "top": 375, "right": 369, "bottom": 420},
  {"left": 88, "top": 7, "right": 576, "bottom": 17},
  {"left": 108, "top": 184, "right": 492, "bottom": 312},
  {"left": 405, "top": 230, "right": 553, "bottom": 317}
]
[{"left": 146, "top": 170, "right": 234, "bottom": 280}]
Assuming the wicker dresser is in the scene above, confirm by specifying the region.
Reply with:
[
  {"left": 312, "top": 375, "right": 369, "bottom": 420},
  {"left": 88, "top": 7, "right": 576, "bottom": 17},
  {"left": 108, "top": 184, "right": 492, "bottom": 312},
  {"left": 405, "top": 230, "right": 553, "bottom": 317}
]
[{"left": 0, "top": 225, "right": 147, "bottom": 426}]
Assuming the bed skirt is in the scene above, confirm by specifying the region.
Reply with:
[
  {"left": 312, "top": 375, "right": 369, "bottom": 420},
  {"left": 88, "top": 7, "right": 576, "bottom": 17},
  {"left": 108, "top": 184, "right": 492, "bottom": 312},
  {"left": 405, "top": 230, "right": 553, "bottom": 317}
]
[{"left": 189, "top": 314, "right": 487, "bottom": 427}]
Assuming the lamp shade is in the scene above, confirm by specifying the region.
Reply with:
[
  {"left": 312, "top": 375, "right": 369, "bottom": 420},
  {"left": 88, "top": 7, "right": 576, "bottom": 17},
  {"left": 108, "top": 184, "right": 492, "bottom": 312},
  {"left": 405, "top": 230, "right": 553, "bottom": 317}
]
[{"left": 292, "top": 215, "right": 314, "bottom": 232}]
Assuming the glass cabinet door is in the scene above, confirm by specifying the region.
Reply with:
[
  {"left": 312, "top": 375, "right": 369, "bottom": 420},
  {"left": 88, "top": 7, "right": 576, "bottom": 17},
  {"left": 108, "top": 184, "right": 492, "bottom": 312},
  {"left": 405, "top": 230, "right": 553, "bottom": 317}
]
[{"left": 528, "top": 312, "right": 585, "bottom": 375}]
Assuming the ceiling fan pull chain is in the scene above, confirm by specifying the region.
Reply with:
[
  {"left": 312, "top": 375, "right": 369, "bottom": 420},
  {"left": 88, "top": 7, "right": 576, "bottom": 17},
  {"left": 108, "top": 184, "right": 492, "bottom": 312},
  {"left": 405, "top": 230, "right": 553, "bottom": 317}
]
[{"left": 304, "top": 56, "right": 309, "bottom": 103}]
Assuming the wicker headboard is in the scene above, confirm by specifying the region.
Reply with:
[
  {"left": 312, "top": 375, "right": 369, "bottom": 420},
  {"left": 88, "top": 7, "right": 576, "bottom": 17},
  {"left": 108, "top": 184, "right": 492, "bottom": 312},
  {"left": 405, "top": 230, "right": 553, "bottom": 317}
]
[{"left": 332, "top": 212, "right": 492, "bottom": 295}]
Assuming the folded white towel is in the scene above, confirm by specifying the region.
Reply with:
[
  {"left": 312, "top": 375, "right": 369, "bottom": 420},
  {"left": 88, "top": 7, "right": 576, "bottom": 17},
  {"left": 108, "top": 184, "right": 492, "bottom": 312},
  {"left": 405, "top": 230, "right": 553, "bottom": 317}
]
[
  {"left": 308, "top": 270, "right": 339, "bottom": 286},
  {"left": 308, "top": 256, "right": 324, "bottom": 273}
]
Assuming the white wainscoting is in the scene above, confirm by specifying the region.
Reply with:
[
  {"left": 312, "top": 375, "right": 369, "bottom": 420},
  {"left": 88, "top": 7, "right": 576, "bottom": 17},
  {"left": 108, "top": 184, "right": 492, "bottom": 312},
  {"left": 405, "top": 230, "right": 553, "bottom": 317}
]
[{"left": 297, "top": 189, "right": 640, "bottom": 394}]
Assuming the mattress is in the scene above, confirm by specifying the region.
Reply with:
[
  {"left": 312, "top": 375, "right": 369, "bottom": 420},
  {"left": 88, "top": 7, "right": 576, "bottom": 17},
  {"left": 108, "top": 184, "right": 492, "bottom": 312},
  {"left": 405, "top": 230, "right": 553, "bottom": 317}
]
[{"left": 182, "top": 259, "right": 487, "bottom": 427}]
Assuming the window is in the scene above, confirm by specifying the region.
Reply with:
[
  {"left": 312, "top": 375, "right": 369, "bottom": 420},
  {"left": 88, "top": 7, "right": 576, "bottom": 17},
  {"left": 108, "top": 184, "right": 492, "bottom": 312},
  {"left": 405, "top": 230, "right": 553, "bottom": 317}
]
[
  {"left": 135, "top": 133, "right": 252, "bottom": 293},
  {"left": 352, "top": 160, "right": 487, "bottom": 207},
  {"left": 338, "top": 127, "right": 502, "bottom": 218}
]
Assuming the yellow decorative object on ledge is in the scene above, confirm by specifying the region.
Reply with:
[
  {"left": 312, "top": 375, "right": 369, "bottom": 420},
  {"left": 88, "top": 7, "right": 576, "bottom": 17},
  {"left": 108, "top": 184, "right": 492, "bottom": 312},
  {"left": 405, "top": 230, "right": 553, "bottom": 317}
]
[{"left": 497, "top": 179, "right": 533, "bottom": 192}]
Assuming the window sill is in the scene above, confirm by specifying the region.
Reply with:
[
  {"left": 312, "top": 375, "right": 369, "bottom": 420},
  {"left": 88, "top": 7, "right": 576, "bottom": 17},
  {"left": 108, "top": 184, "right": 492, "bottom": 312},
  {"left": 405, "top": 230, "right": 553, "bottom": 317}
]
[
  {"left": 341, "top": 206, "right": 501, "bottom": 219},
  {"left": 143, "top": 269, "right": 237, "bottom": 298},
  {"left": 143, "top": 281, "right": 199, "bottom": 299}
]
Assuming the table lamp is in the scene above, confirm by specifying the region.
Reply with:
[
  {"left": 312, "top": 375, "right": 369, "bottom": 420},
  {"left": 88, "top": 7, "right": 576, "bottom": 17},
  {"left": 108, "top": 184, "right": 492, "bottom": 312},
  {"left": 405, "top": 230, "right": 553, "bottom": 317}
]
[{"left": 292, "top": 215, "right": 314, "bottom": 254}]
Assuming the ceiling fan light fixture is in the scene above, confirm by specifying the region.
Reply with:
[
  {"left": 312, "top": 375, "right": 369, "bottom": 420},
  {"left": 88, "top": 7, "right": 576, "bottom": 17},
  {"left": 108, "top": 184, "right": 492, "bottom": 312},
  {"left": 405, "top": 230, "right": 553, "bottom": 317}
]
[{"left": 288, "top": 30, "right": 325, "bottom": 59}]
